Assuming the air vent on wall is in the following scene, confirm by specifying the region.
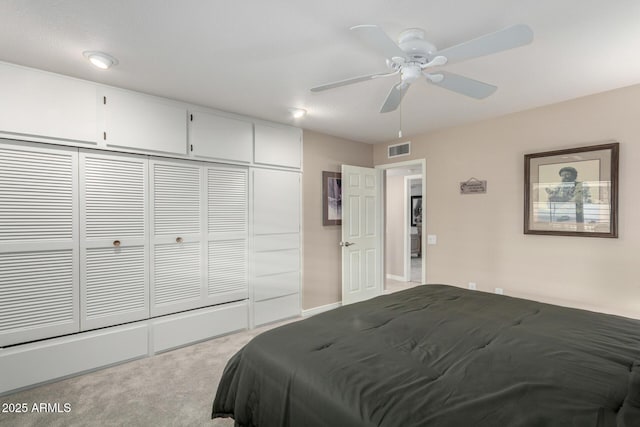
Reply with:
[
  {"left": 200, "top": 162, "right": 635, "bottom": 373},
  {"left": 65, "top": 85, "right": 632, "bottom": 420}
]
[{"left": 388, "top": 141, "right": 410, "bottom": 158}]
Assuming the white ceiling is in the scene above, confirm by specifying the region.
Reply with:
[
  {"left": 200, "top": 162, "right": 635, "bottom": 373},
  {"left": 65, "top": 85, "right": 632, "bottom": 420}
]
[{"left": 1, "top": 1, "right": 639, "bottom": 144}]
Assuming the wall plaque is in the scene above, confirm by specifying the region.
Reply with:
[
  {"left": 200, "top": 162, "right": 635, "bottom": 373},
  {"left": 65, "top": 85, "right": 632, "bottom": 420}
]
[{"left": 460, "top": 178, "right": 487, "bottom": 194}]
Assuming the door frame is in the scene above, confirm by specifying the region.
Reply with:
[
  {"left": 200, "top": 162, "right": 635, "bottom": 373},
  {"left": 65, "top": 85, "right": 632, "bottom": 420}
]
[
  {"left": 376, "top": 158, "right": 426, "bottom": 286},
  {"left": 404, "top": 174, "right": 422, "bottom": 282}
]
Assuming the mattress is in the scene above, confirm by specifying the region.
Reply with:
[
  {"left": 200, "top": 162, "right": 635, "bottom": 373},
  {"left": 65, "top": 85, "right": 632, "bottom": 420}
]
[{"left": 212, "top": 285, "right": 640, "bottom": 426}]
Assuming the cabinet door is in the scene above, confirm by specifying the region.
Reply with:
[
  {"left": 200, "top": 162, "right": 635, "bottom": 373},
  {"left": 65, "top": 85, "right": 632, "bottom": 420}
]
[
  {"left": 252, "top": 169, "right": 301, "bottom": 324},
  {"left": 189, "top": 111, "right": 253, "bottom": 163},
  {"left": 206, "top": 166, "right": 249, "bottom": 305},
  {"left": 254, "top": 124, "right": 302, "bottom": 169},
  {"left": 0, "top": 62, "right": 98, "bottom": 144},
  {"left": 0, "top": 141, "right": 79, "bottom": 347},
  {"left": 102, "top": 88, "right": 187, "bottom": 155},
  {"left": 79, "top": 150, "right": 149, "bottom": 330},
  {"left": 150, "top": 159, "right": 204, "bottom": 316},
  {"left": 253, "top": 169, "right": 301, "bottom": 235}
]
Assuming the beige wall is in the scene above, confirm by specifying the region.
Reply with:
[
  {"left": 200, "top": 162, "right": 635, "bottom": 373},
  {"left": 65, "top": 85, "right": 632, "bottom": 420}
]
[
  {"left": 373, "top": 83, "right": 640, "bottom": 319},
  {"left": 385, "top": 175, "right": 405, "bottom": 278},
  {"left": 302, "top": 130, "right": 373, "bottom": 309}
]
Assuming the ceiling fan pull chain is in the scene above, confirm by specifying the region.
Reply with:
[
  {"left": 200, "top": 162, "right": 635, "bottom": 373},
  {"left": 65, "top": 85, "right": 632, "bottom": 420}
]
[{"left": 398, "top": 82, "right": 403, "bottom": 138}]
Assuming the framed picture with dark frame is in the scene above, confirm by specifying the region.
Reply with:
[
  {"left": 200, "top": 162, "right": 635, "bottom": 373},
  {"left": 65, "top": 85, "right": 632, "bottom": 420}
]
[
  {"left": 524, "top": 142, "right": 619, "bottom": 237},
  {"left": 322, "top": 171, "right": 342, "bottom": 226},
  {"left": 411, "top": 195, "right": 423, "bottom": 226}
]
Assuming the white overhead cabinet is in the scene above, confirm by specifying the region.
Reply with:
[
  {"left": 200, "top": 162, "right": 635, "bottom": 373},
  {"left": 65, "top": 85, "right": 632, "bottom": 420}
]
[
  {"left": 79, "top": 151, "right": 149, "bottom": 330},
  {"left": 0, "top": 62, "right": 98, "bottom": 144},
  {"left": 252, "top": 169, "right": 301, "bottom": 325},
  {"left": 0, "top": 142, "right": 80, "bottom": 347},
  {"left": 101, "top": 88, "right": 187, "bottom": 155},
  {"left": 254, "top": 124, "right": 302, "bottom": 169},
  {"left": 189, "top": 110, "right": 253, "bottom": 163}
]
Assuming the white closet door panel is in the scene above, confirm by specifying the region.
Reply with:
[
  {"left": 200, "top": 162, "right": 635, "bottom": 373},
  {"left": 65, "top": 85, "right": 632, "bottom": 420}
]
[
  {"left": 254, "top": 249, "right": 300, "bottom": 277},
  {"left": 253, "top": 169, "right": 301, "bottom": 235},
  {"left": 254, "top": 234, "right": 299, "bottom": 252},
  {"left": 208, "top": 168, "right": 248, "bottom": 235},
  {"left": 151, "top": 242, "right": 203, "bottom": 316},
  {"left": 0, "top": 143, "right": 76, "bottom": 242},
  {"left": 206, "top": 166, "right": 248, "bottom": 304},
  {"left": 152, "top": 161, "right": 202, "bottom": 236},
  {"left": 254, "top": 294, "right": 300, "bottom": 326},
  {"left": 82, "top": 246, "right": 148, "bottom": 330},
  {"left": 254, "top": 272, "right": 300, "bottom": 302},
  {"left": 0, "top": 249, "right": 78, "bottom": 347},
  {"left": 208, "top": 240, "right": 248, "bottom": 302},
  {"left": 81, "top": 152, "right": 146, "bottom": 240}
]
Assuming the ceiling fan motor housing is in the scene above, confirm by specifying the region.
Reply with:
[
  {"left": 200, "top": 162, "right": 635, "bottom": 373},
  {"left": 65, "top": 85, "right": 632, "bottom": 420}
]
[{"left": 398, "top": 28, "right": 436, "bottom": 62}]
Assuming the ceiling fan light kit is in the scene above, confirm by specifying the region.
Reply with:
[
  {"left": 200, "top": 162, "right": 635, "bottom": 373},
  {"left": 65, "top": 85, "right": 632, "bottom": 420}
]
[{"left": 311, "top": 24, "right": 533, "bottom": 113}]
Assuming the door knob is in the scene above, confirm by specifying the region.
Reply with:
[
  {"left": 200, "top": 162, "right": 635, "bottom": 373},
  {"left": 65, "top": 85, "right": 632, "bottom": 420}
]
[{"left": 340, "top": 241, "right": 355, "bottom": 247}]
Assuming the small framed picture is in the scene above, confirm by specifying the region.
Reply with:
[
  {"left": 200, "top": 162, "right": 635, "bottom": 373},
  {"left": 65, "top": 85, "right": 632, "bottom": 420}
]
[
  {"left": 322, "top": 171, "right": 342, "bottom": 226},
  {"left": 411, "top": 196, "right": 422, "bottom": 226},
  {"left": 524, "top": 142, "right": 619, "bottom": 237}
]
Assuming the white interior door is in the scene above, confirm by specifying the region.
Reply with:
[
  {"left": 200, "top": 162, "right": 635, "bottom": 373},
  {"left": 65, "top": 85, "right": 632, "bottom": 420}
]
[{"left": 341, "top": 165, "right": 382, "bottom": 305}]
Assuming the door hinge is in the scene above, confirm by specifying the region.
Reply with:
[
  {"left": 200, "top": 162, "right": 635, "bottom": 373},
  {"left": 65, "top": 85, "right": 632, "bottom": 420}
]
[
  {"left": 190, "top": 114, "right": 193, "bottom": 122},
  {"left": 190, "top": 144, "right": 193, "bottom": 152},
  {"left": 103, "top": 96, "right": 107, "bottom": 105},
  {"left": 103, "top": 131, "right": 107, "bottom": 140}
]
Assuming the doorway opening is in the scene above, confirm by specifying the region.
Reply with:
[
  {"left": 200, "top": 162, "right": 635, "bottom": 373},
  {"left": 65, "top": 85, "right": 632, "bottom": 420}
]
[{"left": 377, "top": 159, "right": 426, "bottom": 294}]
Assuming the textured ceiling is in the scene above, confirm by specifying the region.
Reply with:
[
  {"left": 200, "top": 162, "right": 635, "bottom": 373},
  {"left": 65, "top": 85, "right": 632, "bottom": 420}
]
[{"left": 1, "top": 0, "right": 639, "bottom": 143}]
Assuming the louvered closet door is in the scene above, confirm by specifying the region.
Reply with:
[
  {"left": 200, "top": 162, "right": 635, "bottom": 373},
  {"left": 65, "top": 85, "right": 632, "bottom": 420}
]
[
  {"left": 0, "top": 141, "right": 79, "bottom": 347},
  {"left": 150, "top": 159, "right": 204, "bottom": 317},
  {"left": 206, "top": 166, "right": 248, "bottom": 305},
  {"left": 79, "top": 150, "right": 148, "bottom": 330}
]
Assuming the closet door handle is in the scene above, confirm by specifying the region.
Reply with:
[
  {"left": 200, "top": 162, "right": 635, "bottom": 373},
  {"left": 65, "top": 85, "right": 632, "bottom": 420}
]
[
  {"left": 176, "top": 237, "right": 183, "bottom": 244},
  {"left": 113, "top": 240, "right": 121, "bottom": 247}
]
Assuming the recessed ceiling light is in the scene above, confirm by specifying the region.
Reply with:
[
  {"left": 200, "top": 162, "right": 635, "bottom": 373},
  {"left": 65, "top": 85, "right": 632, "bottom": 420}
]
[
  {"left": 83, "top": 51, "right": 119, "bottom": 70},
  {"left": 289, "top": 108, "right": 307, "bottom": 119}
]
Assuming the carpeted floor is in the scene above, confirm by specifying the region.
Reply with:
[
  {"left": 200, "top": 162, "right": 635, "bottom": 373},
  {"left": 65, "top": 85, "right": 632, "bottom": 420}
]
[{"left": 0, "top": 318, "right": 298, "bottom": 427}]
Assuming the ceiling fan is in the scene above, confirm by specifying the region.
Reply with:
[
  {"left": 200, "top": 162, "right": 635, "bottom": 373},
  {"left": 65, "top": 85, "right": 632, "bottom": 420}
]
[{"left": 311, "top": 24, "right": 534, "bottom": 113}]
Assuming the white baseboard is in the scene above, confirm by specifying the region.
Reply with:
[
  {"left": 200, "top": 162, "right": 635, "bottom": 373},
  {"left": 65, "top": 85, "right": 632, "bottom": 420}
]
[
  {"left": 301, "top": 301, "right": 342, "bottom": 317},
  {"left": 386, "top": 274, "right": 406, "bottom": 282}
]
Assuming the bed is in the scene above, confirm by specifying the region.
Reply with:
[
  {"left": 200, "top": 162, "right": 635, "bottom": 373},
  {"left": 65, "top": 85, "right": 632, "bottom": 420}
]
[{"left": 212, "top": 285, "right": 640, "bottom": 426}]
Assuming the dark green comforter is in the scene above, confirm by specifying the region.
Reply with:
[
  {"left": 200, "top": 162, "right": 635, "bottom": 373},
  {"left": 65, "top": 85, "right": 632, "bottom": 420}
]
[{"left": 212, "top": 285, "right": 640, "bottom": 426}]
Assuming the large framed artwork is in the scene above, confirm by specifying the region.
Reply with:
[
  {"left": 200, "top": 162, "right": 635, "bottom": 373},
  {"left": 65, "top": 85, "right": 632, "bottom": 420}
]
[
  {"left": 524, "top": 142, "right": 619, "bottom": 237},
  {"left": 322, "top": 171, "right": 342, "bottom": 226}
]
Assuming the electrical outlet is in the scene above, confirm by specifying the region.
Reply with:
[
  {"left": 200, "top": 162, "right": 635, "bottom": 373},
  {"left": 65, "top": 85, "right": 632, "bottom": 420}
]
[
  {"left": 494, "top": 287, "right": 504, "bottom": 295},
  {"left": 468, "top": 282, "right": 477, "bottom": 290}
]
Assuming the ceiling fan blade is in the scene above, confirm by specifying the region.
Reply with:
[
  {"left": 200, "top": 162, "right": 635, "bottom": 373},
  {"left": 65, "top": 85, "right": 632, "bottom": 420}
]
[
  {"left": 350, "top": 25, "right": 408, "bottom": 61},
  {"left": 310, "top": 71, "right": 398, "bottom": 92},
  {"left": 427, "top": 71, "right": 497, "bottom": 99},
  {"left": 435, "top": 24, "right": 533, "bottom": 64},
  {"left": 380, "top": 83, "right": 409, "bottom": 113}
]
